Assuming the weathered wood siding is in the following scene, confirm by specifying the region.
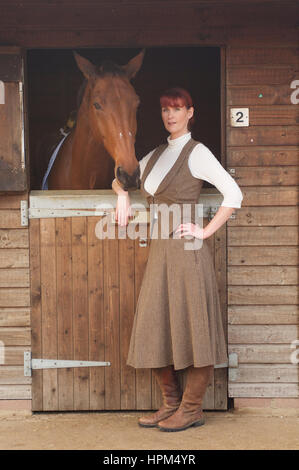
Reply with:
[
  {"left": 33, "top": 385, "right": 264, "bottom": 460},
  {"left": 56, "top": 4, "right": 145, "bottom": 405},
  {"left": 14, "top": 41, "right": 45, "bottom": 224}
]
[
  {"left": 226, "top": 46, "right": 299, "bottom": 398},
  {"left": 0, "top": 1, "right": 298, "bottom": 48},
  {"left": 0, "top": 1, "right": 298, "bottom": 406},
  {"left": 0, "top": 193, "right": 31, "bottom": 400}
]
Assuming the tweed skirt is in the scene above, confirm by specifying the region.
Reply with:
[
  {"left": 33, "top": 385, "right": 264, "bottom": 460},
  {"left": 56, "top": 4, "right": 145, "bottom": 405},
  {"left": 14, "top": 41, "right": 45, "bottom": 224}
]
[{"left": 126, "top": 235, "right": 228, "bottom": 371}]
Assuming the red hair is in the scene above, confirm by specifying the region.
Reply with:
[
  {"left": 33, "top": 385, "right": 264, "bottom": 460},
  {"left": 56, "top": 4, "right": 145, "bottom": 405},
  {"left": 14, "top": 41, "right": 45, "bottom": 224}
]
[{"left": 160, "top": 87, "right": 195, "bottom": 128}]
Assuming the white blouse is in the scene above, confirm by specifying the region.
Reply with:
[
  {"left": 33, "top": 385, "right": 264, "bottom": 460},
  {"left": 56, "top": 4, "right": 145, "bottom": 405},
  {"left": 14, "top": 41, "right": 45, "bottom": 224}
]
[{"left": 139, "top": 132, "right": 243, "bottom": 208}]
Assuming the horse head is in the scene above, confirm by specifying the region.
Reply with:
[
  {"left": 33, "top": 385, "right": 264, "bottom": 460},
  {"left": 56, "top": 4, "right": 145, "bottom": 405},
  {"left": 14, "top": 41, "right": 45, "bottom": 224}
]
[{"left": 74, "top": 50, "right": 145, "bottom": 191}]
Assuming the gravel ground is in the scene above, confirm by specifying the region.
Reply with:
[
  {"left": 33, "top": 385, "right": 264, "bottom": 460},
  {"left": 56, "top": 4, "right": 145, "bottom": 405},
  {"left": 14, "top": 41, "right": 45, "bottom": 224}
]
[{"left": 0, "top": 408, "right": 298, "bottom": 450}]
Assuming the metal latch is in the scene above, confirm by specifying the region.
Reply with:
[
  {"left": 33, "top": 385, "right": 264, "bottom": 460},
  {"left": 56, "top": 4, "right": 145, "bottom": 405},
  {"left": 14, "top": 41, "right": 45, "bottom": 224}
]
[
  {"left": 24, "top": 351, "right": 110, "bottom": 377},
  {"left": 228, "top": 352, "right": 239, "bottom": 381},
  {"left": 139, "top": 238, "right": 148, "bottom": 247},
  {"left": 208, "top": 205, "right": 220, "bottom": 221},
  {"left": 209, "top": 204, "right": 236, "bottom": 220}
]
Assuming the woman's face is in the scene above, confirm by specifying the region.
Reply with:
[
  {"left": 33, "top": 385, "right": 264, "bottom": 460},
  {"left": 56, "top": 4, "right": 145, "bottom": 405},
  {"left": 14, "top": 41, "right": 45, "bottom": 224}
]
[{"left": 161, "top": 105, "right": 194, "bottom": 139}]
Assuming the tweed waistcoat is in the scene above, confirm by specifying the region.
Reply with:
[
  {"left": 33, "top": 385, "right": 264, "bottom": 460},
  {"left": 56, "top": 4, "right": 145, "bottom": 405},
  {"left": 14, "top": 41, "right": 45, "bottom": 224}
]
[{"left": 140, "top": 138, "right": 204, "bottom": 238}]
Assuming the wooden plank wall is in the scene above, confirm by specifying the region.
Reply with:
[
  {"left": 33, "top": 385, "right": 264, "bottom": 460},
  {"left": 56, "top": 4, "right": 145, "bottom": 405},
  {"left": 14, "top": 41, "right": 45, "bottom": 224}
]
[
  {"left": 0, "top": 1, "right": 298, "bottom": 49},
  {"left": 226, "top": 46, "right": 299, "bottom": 398},
  {"left": 0, "top": 193, "right": 31, "bottom": 401}
]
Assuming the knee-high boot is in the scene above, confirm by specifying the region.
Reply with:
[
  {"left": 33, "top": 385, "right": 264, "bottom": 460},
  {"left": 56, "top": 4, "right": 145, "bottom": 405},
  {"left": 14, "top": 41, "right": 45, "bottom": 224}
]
[
  {"left": 138, "top": 365, "right": 182, "bottom": 428},
  {"left": 157, "top": 364, "right": 213, "bottom": 432}
]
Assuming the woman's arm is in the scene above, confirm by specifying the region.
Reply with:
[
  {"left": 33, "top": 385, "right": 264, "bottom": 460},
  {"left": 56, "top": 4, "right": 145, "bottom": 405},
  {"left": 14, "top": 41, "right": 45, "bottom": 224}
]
[
  {"left": 176, "top": 144, "right": 243, "bottom": 239},
  {"left": 112, "top": 178, "right": 132, "bottom": 226},
  {"left": 202, "top": 206, "right": 235, "bottom": 238},
  {"left": 175, "top": 206, "right": 235, "bottom": 240},
  {"left": 189, "top": 143, "right": 243, "bottom": 209},
  {"left": 112, "top": 149, "right": 155, "bottom": 226},
  {"left": 192, "top": 145, "right": 242, "bottom": 237}
]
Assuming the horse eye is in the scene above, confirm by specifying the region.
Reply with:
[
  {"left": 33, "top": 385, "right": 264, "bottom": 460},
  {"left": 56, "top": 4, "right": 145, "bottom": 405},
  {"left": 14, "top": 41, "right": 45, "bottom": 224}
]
[{"left": 93, "top": 102, "right": 102, "bottom": 110}]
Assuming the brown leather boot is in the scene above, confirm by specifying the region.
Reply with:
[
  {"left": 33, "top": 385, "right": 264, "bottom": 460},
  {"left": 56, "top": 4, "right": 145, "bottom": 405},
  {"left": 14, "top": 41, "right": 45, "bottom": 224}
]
[
  {"left": 138, "top": 365, "right": 182, "bottom": 428},
  {"left": 157, "top": 364, "right": 213, "bottom": 432}
]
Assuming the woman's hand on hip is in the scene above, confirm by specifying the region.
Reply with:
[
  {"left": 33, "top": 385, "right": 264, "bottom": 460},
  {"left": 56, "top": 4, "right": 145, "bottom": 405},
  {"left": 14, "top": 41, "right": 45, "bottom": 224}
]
[
  {"left": 115, "top": 193, "right": 132, "bottom": 226},
  {"left": 175, "top": 223, "right": 207, "bottom": 239}
]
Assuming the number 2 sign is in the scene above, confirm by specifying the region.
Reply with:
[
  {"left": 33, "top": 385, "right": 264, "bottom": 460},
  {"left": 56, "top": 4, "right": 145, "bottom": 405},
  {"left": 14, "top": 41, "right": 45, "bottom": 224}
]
[{"left": 230, "top": 108, "right": 249, "bottom": 127}]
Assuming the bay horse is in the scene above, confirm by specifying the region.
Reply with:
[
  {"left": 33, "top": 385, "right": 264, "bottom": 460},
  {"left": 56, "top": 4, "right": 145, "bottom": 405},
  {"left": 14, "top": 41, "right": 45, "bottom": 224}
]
[{"left": 46, "top": 50, "right": 145, "bottom": 191}]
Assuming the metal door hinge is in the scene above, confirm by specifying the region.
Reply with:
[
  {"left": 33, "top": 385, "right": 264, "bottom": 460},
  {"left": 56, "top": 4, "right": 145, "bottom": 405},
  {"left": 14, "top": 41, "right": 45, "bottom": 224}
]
[
  {"left": 21, "top": 200, "right": 28, "bottom": 226},
  {"left": 214, "top": 362, "right": 228, "bottom": 369},
  {"left": 29, "top": 208, "right": 109, "bottom": 219},
  {"left": 20, "top": 201, "right": 111, "bottom": 225},
  {"left": 228, "top": 352, "right": 239, "bottom": 381},
  {"left": 24, "top": 351, "right": 110, "bottom": 377}
]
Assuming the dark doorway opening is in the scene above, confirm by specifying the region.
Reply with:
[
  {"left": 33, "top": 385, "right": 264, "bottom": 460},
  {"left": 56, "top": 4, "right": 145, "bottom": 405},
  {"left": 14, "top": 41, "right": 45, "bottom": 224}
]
[{"left": 27, "top": 47, "right": 221, "bottom": 190}]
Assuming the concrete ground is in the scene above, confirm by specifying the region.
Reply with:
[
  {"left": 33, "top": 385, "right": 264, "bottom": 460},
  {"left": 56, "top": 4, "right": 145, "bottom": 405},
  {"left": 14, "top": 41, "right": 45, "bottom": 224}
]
[{"left": 0, "top": 408, "right": 298, "bottom": 450}]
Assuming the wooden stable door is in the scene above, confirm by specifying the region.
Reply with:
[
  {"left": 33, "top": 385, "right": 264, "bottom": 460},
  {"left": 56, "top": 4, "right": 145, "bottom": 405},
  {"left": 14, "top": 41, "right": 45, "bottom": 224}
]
[{"left": 29, "top": 191, "right": 227, "bottom": 411}]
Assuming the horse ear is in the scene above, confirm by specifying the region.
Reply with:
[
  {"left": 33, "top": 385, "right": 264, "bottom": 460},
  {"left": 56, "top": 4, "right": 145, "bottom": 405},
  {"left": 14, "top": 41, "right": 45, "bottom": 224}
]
[
  {"left": 73, "top": 51, "right": 97, "bottom": 79},
  {"left": 123, "top": 49, "right": 145, "bottom": 80}
]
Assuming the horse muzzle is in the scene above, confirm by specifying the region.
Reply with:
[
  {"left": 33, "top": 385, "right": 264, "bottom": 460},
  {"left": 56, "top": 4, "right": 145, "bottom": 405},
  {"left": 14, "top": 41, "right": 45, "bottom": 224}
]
[{"left": 116, "top": 165, "right": 141, "bottom": 191}]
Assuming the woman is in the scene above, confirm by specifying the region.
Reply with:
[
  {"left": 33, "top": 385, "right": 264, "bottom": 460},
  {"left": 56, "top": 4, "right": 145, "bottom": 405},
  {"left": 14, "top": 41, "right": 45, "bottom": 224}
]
[{"left": 112, "top": 87, "right": 243, "bottom": 432}]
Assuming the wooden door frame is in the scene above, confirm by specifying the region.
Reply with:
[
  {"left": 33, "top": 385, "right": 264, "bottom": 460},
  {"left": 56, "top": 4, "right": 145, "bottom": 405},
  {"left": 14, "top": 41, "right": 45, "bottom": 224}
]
[{"left": 212, "top": 45, "right": 228, "bottom": 409}]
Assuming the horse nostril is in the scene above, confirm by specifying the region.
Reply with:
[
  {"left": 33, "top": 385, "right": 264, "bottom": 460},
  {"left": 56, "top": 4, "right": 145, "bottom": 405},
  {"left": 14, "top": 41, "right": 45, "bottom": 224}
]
[
  {"left": 116, "top": 166, "right": 141, "bottom": 190},
  {"left": 116, "top": 166, "right": 124, "bottom": 178},
  {"left": 116, "top": 166, "right": 130, "bottom": 190}
]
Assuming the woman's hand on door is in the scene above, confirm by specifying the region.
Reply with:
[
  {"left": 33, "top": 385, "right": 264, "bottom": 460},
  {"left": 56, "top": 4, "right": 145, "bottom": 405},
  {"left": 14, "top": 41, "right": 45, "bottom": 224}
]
[
  {"left": 115, "top": 193, "right": 133, "bottom": 226},
  {"left": 112, "top": 177, "right": 133, "bottom": 226}
]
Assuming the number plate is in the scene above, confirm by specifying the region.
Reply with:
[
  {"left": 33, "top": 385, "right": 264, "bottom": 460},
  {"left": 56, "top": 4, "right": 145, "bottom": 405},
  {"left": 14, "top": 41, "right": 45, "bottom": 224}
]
[{"left": 230, "top": 108, "right": 249, "bottom": 127}]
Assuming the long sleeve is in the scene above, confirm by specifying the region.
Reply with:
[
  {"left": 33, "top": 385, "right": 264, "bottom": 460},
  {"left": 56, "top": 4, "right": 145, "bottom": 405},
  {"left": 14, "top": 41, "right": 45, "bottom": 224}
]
[{"left": 188, "top": 143, "right": 243, "bottom": 209}]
